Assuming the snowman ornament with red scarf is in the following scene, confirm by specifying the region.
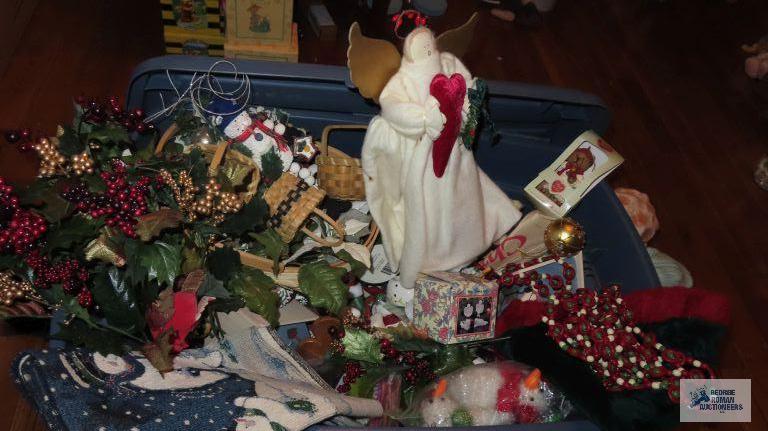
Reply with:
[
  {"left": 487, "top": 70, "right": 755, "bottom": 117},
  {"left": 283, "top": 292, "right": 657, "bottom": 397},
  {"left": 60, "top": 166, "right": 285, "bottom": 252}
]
[{"left": 212, "top": 105, "right": 294, "bottom": 172}]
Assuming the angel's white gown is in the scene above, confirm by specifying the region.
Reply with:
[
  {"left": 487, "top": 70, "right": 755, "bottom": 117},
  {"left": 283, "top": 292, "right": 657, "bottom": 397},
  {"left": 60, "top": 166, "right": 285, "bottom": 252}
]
[{"left": 362, "top": 28, "right": 522, "bottom": 288}]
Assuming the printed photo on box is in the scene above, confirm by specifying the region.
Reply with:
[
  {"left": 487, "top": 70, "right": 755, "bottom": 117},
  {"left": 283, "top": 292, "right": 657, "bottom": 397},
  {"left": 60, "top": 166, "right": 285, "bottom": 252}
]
[
  {"left": 228, "top": 0, "right": 293, "bottom": 44},
  {"left": 173, "top": 0, "right": 207, "bottom": 29},
  {"left": 456, "top": 296, "right": 493, "bottom": 336}
]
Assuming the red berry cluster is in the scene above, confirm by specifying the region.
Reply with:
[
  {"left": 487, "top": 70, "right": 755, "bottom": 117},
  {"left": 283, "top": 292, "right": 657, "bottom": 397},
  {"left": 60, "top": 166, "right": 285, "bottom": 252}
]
[
  {"left": 0, "top": 178, "right": 47, "bottom": 254},
  {"left": 379, "top": 337, "right": 398, "bottom": 359},
  {"left": 490, "top": 255, "right": 562, "bottom": 290},
  {"left": 75, "top": 96, "right": 155, "bottom": 134},
  {"left": 378, "top": 338, "right": 436, "bottom": 385},
  {"left": 3, "top": 128, "right": 37, "bottom": 152},
  {"left": 401, "top": 352, "right": 435, "bottom": 385},
  {"left": 62, "top": 161, "right": 152, "bottom": 238},
  {"left": 337, "top": 361, "right": 365, "bottom": 393},
  {"left": 25, "top": 251, "right": 92, "bottom": 307}
]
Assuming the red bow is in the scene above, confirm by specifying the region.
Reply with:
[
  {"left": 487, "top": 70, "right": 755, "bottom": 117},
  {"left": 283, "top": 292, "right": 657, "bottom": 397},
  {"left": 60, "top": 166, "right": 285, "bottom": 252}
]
[{"left": 231, "top": 118, "right": 289, "bottom": 152}]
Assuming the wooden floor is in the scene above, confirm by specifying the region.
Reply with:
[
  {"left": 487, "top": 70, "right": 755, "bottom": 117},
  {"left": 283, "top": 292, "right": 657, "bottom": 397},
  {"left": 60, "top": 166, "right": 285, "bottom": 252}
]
[{"left": 1, "top": 0, "right": 768, "bottom": 429}]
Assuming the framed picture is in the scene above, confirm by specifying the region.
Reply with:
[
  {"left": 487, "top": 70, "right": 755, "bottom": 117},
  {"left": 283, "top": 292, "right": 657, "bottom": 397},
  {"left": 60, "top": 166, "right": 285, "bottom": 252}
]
[
  {"left": 455, "top": 295, "right": 494, "bottom": 337},
  {"left": 226, "top": 0, "right": 294, "bottom": 45}
]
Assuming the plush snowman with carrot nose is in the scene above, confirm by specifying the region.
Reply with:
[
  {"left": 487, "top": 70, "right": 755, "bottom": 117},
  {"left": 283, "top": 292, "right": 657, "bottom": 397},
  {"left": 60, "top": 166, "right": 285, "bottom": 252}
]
[{"left": 420, "top": 363, "right": 547, "bottom": 426}]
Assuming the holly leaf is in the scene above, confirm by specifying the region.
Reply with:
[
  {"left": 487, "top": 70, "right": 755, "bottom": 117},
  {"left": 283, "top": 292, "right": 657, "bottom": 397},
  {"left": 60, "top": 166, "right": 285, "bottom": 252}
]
[
  {"left": 228, "top": 267, "right": 280, "bottom": 326},
  {"left": 57, "top": 126, "right": 84, "bottom": 156},
  {"left": 135, "top": 208, "right": 183, "bottom": 242},
  {"left": 146, "top": 287, "right": 174, "bottom": 331},
  {"left": 432, "top": 344, "right": 474, "bottom": 376},
  {"left": 87, "top": 124, "right": 130, "bottom": 145},
  {"left": 181, "top": 244, "right": 204, "bottom": 274},
  {"left": 141, "top": 329, "right": 175, "bottom": 374},
  {"left": 297, "top": 262, "right": 347, "bottom": 315},
  {"left": 180, "top": 269, "right": 206, "bottom": 293},
  {"left": 261, "top": 149, "right": 283, "bottom": 183},
  {"left": 198, "top": 272, "right": 230, "bottom": 299},
  {"left": 39, "top": 198, "right": 71, "bottom": 223},
  {"left": 203, "top": 296, "right": 245, "bottom": 318},
  {"left": 188, "top": 148, "right": 209, "bottom": 186},
  {"left": 335, "top": 249, "right": 368, "bottom": 278},
  {"left": 206, "top": 246, "right": 242, "bottom": 282},
  {"left": 19, "top": 182, "right": 71, "bottom": 223},
  {"left": 91, "top": 266, "right": 145, "bottom": 334},
  {"left": 218, "top": 198, "right": 268, "bottom": 236},
  {"left": 230, "top": 142, "right": 253, "bottom": 158},
  {"left": 138, "top": 240, "right": 182, "bottom": 287},
  {"left": 53, "top": 318, "right": 131, "bottom": 356},
  {"left": 0, "top": 255, "right": 19, "bottom": 271},
  {"left": 220, "top": 158, "right": 252, "bottom": 187},
  {"left": 133, "top": 139, "right": 156, "bottom": 162},
  {"left": 249, "top": 228, "right": 286, "bottom": 275},
  {"left": 123, "top": 239, "right": 148, "bottom": 284},
  {"left": 38, "top": 286, "right": 97, "bottom": 329},
  {"left": 44, "top": 215, "right": 104, "bottom": 252},
  {"left": 189, "top": 222, "right": 220, "bottom": 248},
  {"left": 82, "top": 173, "right": 107, "bottom": 193},
  {"left": 342, "top": 328, "right": 384, "bottom": 364},
  {"left": 348, "top": 367, "right": 390, "bottom": 398},
  {"left": 382, "top": 325, "right": 439, "bottom": 354}
]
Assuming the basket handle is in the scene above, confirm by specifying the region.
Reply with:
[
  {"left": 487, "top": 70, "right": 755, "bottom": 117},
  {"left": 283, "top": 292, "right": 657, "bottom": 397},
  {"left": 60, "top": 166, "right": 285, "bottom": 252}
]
[
  {"left": 364, "top": 222, "right": 379, "bottom": 251},
  {"left": 320, "top": 124, "right": 368, "bottom": 155},
  {"left": 208, "top": 140, "right": 229, "bottom": 177},
  {"left": 155, "top": 123, "right": 180, "bottom": 155},
  {"left": 301, "top": 209, "right": 346, "bottom": 247}
]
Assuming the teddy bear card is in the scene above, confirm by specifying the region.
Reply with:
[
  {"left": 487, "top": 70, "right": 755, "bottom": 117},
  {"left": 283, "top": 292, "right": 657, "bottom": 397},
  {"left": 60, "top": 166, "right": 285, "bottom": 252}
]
[{"left": 524, "top": 130, "right": 623, "bottom": 218}]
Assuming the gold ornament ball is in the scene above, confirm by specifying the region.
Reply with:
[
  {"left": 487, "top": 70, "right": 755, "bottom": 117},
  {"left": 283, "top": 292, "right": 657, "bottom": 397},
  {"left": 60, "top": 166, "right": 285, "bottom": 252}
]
[
  {"left": 192, "top": 128, "right": 213, "bottom": 146},
  {"left": 544, "top": 217, "right": 586, "bottom": 257}
]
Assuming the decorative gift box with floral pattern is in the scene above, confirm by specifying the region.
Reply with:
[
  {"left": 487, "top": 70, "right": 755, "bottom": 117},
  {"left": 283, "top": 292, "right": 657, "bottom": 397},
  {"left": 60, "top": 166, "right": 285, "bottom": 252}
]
[{"left": 413, "top": 272, "right": 498, "bottom": 344}]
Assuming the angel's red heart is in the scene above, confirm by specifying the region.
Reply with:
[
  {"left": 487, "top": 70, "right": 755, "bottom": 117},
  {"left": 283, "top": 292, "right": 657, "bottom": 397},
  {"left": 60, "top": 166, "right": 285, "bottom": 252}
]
[
  {"left": 551, "top": 180, "right": 565, "bottom": 193},
  {"left": 429, "top": 73, "right": 466, "bottom": 178}
]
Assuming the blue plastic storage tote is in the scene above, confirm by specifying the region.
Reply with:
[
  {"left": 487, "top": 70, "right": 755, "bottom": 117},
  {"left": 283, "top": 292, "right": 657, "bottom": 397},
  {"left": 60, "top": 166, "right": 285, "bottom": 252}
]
[{"left": 124, "top": 55, "right": 661, "bottom": 431}]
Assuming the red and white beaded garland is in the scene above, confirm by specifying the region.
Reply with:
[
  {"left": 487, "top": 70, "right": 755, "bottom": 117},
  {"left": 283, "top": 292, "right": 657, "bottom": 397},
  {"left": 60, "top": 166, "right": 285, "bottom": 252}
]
[{"left": 500, "top": 259, "right": 713, "bottom": 403}]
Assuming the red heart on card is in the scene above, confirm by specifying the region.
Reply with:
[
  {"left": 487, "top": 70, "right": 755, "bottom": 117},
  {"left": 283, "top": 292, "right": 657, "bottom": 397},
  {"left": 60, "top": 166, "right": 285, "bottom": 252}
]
[
  {"left": 551, "top": 180, "right": 565, "bottom": 193},
  {"left": 429, "top": 73, "right": 466, "bottom": 178}
]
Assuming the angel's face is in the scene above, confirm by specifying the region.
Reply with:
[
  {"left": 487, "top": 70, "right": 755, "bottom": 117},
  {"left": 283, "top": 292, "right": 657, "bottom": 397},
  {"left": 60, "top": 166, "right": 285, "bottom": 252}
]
[{"left": 404, "top": 27, "right": 437, "bottom": 63}]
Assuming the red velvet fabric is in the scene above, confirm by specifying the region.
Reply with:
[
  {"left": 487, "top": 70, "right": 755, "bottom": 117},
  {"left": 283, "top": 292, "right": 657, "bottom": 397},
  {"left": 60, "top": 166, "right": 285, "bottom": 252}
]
[
  {"left": 496, "top": 287, "right": 730, "bottom": 335},
  {"left": 429, "top": 73, "right": 466, "bottom": 178}
]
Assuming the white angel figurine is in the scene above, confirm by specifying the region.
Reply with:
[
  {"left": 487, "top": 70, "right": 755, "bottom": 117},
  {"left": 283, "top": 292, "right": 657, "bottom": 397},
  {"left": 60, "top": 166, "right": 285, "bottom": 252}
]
[{"left": 348, "top": 14, "right": 522, "bottom": 288}]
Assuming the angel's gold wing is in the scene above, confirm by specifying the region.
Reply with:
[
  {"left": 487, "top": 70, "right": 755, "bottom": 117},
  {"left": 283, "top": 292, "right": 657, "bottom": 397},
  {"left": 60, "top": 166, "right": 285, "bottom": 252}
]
[
  {"left": 435, "top": 12, "right": 480, "bottom": 59},
  {"left": 347, "top": 22, "right": 401, "bottom": 103}
]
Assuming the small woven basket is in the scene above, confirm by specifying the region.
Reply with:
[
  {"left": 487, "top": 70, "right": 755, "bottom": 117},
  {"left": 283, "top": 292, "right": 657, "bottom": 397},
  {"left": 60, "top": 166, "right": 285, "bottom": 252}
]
[
  {"left": 155, "top": 123, "right": 261, "bottom": 202},
  {"left": 264, "top": 172, "right": 345, "bottom": 247},
  {"left": 316, "top": 125, "right": 367, "bottom": 201}
]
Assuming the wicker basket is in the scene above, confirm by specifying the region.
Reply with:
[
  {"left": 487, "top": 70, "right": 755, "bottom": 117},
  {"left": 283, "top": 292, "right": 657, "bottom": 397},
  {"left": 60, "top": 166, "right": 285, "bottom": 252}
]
[
  {"left": 316, "top": 125, "right": 367, "bottom": 201},
  {"left": 264, "top": 172, "right": 345, "bottom": 246}
]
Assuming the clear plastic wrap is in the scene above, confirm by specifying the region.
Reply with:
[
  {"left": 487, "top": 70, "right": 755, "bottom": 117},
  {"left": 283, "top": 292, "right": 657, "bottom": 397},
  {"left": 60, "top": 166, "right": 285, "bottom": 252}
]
[{"left": 416, "top": 361, "right": 572, "bottom": 427}]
